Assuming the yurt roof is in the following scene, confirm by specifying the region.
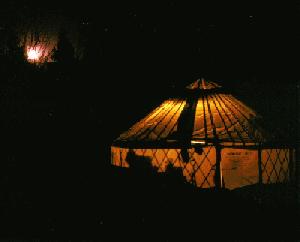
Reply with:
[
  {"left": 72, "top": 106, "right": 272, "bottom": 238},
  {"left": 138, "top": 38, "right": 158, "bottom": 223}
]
[
  {"left": 113, "top": 79, "right": 279, "bottom": 148},
  {"left": 186, "top": 78, "right": 221, "bottom": 91}
]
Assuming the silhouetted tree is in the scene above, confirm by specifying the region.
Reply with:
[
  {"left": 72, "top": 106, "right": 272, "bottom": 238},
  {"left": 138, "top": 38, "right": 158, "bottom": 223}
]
[
  {"left": 79, "top": 22, "right": 100, "bottom": 65},
  {"left": 0, "top": 27, "right": 24, "bottom": 65},
  {"left": 126, "top": 149, "right": 154, "bottom": 173},
  {"left": 164, "top": 163, "right": 189, "bottom": 190},
  {"left": 52, "top": 30, "right": 76, "bottom": 68}
]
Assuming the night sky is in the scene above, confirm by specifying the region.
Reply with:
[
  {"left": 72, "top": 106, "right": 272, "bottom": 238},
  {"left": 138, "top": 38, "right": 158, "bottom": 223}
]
[
  {"left": 3, "top": 1, "right": 299, "bottom": 82},
  {"left": 1, "top": 0, "right": 299, "bottom": 238},
  {"left": 74, "top": 1, "right": 297, "bottom": 82}
]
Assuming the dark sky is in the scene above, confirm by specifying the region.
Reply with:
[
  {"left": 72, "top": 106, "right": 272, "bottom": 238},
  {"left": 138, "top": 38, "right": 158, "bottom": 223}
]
[
  {"left": 2, "top": 1, "right": 296, "bottom": 128},
  {"left": 3, "top": 1, "right": 299, "bottom": 85},
  {"left": 74, "top": 1, "right": 299, "bottom": 83}
]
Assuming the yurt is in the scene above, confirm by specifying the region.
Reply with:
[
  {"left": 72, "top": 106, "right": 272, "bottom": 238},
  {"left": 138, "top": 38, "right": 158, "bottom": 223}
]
[{"left": 111, "top": 79, "right": 295, "bottom": 190}]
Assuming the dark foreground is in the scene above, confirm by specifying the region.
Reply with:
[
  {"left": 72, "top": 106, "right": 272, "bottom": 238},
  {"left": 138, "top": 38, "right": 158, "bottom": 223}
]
[
  {"left": 0, "top": 62, "right": 298, "bottom": 240},
  {"left": 1, "top": 121, "right": 298, "bottom": 240}
]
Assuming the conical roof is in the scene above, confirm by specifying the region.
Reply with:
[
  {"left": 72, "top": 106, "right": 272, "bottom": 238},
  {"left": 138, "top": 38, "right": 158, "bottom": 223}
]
[
  {"left": 186, "top": 78, "right": 221, "bottom": 90},
  {"left": 113, "top": 79, "right": 271, "bottom": 148}
]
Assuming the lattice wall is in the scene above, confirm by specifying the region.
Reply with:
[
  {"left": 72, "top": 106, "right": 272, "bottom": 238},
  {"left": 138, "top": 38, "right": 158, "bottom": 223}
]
[
  {"left": 261, "top": 149, "right": 291, "bottom": 184},
  {"left": 111, "top": 146, "right": 216, "bottom": 188},
  {"left": 111, "top": 146, "right": 295, "bottom": 189}
]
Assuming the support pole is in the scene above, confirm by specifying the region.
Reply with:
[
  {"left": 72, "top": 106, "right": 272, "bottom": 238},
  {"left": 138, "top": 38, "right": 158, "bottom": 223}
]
[
  {"left": 288, "top": 148, "right": 294, "bottom": 183},
  {"left": 258, "top": 147, "right": 262, "bottom": 184},
  {"left": 215, "top": 145, "right": 222, "bottom": 189}
]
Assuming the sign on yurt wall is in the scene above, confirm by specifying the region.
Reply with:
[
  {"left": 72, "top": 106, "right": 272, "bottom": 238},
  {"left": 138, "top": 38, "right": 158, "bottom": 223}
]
[{"left": 221, "top": 149, "right": 258, "bottom": 189}]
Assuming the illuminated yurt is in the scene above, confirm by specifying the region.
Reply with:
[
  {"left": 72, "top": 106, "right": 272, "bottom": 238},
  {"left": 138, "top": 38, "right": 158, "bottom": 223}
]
[{"left": 111, "top": 79, "right": 295, "bottom": 190}]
